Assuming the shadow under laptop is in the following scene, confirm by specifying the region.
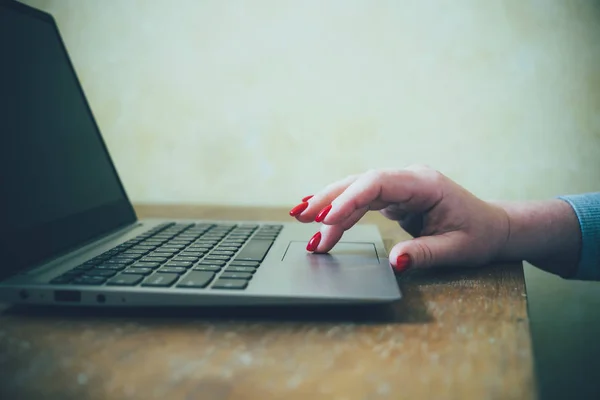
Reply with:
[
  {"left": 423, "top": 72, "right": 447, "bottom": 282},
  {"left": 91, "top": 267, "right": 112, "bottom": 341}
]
[{"left": 1, "top": 277, "right": 434, "bottom": 325}]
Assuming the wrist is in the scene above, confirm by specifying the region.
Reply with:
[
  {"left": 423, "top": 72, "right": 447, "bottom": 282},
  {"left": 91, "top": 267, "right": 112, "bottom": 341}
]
[{"left": 490, "top": 200, "right": 581, "bottom": 277}]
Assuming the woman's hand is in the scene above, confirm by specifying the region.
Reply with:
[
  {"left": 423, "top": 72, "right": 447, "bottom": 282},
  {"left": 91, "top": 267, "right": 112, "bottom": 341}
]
[{"left": 289, "top": 166, "right": 511, "bottom": 273}]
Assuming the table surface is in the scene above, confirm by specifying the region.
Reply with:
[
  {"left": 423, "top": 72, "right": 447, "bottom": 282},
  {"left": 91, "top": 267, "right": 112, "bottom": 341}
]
[{"left": 0, "top": 204, "right": 535, "bottom": 400}]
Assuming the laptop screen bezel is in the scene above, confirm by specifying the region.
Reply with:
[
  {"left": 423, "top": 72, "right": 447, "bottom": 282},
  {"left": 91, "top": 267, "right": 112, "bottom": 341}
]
[{"left": 0, "top": 0, "right": 138, "bottom": 279}]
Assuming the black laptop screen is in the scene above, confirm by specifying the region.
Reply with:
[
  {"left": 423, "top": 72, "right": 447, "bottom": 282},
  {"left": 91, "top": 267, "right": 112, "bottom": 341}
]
[{"left": 0, "top": 1, "right": 136, "bottom": 278}]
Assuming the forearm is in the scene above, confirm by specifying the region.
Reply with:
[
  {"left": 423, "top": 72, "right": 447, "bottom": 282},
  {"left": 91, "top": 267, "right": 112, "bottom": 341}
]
[{"left": 492, "top": 200, "right": 582, "bottom": 277}]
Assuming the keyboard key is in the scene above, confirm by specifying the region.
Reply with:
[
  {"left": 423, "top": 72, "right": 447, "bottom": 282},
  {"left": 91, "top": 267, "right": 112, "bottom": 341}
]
[
  {"left": 188, "top": 246, "right": 212, "bottom": 252},
  {"left": 172, "top": 256, "right": 200, "bottom": 262},
  {"left": 95, "top": 264, "right": 127, "bottom": 271},
  {"left": 159, "top": 266, "right": 187, "bottom": 274},
  {"left": 177, "top": 234, "right": 201, "bottom": 239},
  {"left": 143, "top": 240, "right": 166, "bottom": 246},
  {"left": 151, "top": 252, "right": 176, "bottom": 258},
  {"left": 134, "top": 261, "right": 162, "bottom": 269},
  {"left": 219, "top": 243, "right": 242, "bottom": 248},
  {"left": 216, "top": 246, "right": 241, "bottom": 251},
  {"left": 199, "top": 260, "right": 226, "bottom": 266},
  {"left": 204, "top": 255, "right": 231, "bottom": 261},
  {"left": 220, "top": 272, "right": 253, "bottom": 280},
  {"left": 141, "top": 273, "right": 179, "bottom": 287},
  {"left": 226, "top": 266, "right": 257, "bottom": 273},
  {"left": 122, "top": 249, "right": 150, "bottom": 255},
  {"left": 62, "top": 270, "right": 84, "bottom": 277},
  {"left": 74, "top": 263, "right": 95, "bottom": 270},
  {"left": 153, "top": 235, "right": 174, "bottom": 240},
  {"left": 228, "top": 261, "right": 260, "bottom": 267},
  {"left": 160, "top": 245, "right": 186, "bottom": 250},
  {"left": 123, "top": 267, "right": 153, "bottom": 275},
  {"left": 72, "top": 276, "right": 107, "bottom": 285},
  {"left": 164, "top": 261, "right": 193, "bottom": 268},
  {"left": 265, "top": 225, "right": 283, "bottom": 229},
  {"left": 196, "top": 240, "right": 218, "bottom": 246},
  {"left": 192, "top": 265, "right": 222, "bottom": 272},
  {"left": 50, "top": 276, "right": 74, "bottom": 284},
  {"left": 176, "top": 271, "right": 215, "bottom": 288},
  {"left": 115, "top": 253, "right": 142, "bottom": 260},
  {"left": 132, "top": 245, "right": 156, "bottom": 251},
  {"left": 84, "top": 269, "right": 117, "bottom": 277},
  {"left": 107, "top": 274, "right": 144, "bottom": 286},
  {"left": 253, "top": 235, "right": 278, "bottom": 240},
  {"left": 142, "top": 257, "right": 169, "bottom": 263},
  {"left": 210, "top": 251, "right": 235, "bottom": 256},
  {"left": 179, "top": 251, "right": 205, "bottom": 258},
  {"left": 214, "top": 224, "right": 236, "bottom": 229},
  {"left": 212, "top": 279, "right": 248, "bottom": 290},
  {"left": 174, "top": 238, "right": 197, "bottom": 244},
  {"left": 224, "top": 239, "right": 246, "bottom": 244},
  {"left": 105, "top": 259, "right": 134, "bottom": 265},
  {"left": 235, "top": 240, "right": 273, "bottom": 262}
]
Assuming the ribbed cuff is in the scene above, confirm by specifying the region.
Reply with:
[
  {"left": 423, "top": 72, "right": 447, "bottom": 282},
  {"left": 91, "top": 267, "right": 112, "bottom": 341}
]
[{"left": 558, "top": 193, "right": 600, "bottom": 281}]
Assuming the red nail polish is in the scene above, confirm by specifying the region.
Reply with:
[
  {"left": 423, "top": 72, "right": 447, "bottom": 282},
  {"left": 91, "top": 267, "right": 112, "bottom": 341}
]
[
  {"left": 289, "top": 202, "right": 309, "bottom": 217},
  {"left": 395, "top": 254, "right": 411, "bottom": 272},
  {"left": 306, "top": 231, "right": 322, "bottom": 252},
  {"left": 315, "top": 204, "right": 332, "bottom": 222},
  {"left": 302, "top": 195, "right": 314, "bottom": 202}
]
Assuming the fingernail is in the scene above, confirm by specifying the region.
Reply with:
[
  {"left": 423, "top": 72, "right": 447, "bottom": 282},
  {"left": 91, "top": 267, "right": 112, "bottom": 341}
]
[
  {"left": 315, "top": 204, "right": 332, "bottom": 222},
  {"left": 306, "top": 231, "right": 322, "bottom": 252},
  {"left": 395, "top": 254, "right": 411, "bottom": 272},
  {"left": 289, "top": 202, "right": 309, "bottom": 217},
  {"left": 302, "top": 195, "right": 314, "bottom": 202}
]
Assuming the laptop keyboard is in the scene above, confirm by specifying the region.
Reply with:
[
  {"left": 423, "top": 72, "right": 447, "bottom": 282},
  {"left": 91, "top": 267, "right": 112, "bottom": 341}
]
[{"left": 49, "top": 222, "right": 282, "bottom": 290}]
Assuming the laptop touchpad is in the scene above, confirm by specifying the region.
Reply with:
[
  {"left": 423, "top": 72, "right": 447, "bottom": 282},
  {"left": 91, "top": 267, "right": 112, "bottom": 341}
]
[{"left": 282, "top": 241, "right": 380, "bottom": 267}]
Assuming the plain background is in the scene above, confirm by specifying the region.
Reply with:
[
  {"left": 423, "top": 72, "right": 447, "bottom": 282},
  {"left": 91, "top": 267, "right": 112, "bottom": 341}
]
[{"left": 21, "top": 0, "right": 600, "bottom": 206}]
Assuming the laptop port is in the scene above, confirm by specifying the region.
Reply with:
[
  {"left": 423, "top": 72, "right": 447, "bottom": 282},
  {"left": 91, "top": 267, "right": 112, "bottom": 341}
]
[{"left": 54, "top": 290, "right": 81, "bottom": 303}]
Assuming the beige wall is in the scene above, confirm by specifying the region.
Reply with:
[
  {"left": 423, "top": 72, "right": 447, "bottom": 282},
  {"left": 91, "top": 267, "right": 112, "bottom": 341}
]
[{"left": 23, "top": 0, "right": 600, "bottom": 206}]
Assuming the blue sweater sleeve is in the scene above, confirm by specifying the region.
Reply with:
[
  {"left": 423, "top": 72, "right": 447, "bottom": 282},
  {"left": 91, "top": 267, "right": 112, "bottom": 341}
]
[{"left": 558, "top": 192, "right": 600, "bottom": 280}]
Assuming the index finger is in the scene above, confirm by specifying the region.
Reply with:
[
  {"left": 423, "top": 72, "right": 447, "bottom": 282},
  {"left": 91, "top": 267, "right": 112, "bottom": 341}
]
[{"left": 322, "top": 167, "right": 444, "bottom": 225}]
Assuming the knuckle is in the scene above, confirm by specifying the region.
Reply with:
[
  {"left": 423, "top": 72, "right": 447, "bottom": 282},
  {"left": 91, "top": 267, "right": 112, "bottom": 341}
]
[
  {"left": 426, "top": 169, "right": 445, "bottom": 184},
  {"left": 414, "top": 240, "right": 435, "bottom": 267},
  {"left": 364, "top": 168, "right": 384, "bottom": 181},
  {"left": 407, "top": 165, "right": 444, "bottom": 184}
]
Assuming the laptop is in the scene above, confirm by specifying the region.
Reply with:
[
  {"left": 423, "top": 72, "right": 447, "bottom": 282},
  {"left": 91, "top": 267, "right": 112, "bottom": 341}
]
[{"left": 0, "top": 0, "right": 401, "bottom": 307}]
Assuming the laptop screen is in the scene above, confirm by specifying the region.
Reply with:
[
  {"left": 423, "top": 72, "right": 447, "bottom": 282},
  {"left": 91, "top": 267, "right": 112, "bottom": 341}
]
[{"left": 0, "top": 1, "right": 136, "bottom": 278}]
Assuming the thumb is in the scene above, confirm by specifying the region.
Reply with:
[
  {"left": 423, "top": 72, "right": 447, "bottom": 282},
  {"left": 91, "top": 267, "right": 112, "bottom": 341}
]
[{"left": 389, "top": 233, "right": 464, "bottom": 272}]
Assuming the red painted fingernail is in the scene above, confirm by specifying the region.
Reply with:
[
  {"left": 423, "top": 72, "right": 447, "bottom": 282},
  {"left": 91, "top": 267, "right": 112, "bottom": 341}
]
[
  {"left": 395, "top": 254, "right": 411, "bottom": 272},
  {"left": 289, "top": 202, "right": 309, "bottom": 217},
  {"left": 302, "top": 195, "right": 314, "bottom": 202},
  {"left": 306, "top": 231, "right": 322, "bottom": 252},
  {"left": 315, "top": 204, "right": 332, "bottom": 222}
]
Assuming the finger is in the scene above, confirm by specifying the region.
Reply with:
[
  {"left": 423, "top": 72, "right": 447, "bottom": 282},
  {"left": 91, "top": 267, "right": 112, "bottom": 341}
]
[
  {"left": 388, "top": 232, "right": 467, "bottom": 272},
  {"left": 292, "top": 174, "right": 359, "bottom": 223},
  {"left": 322, "top": 168, "right": 443, "bottom": 225},
  {"left": 379, "top": 203, "right": 408, "bottom": 221},
  {"left": 310, "top": 207, "right": 368, "bottom": 253}
]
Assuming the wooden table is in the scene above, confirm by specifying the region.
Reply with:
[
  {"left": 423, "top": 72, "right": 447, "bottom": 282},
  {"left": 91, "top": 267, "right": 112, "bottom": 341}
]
[{"left": 0, "top": 205, "right": 535, "bottom": 400}]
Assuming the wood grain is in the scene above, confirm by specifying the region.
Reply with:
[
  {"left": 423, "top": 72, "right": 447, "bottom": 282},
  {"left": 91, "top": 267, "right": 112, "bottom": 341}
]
[{"left": 0, "top": 204, "right": 535, "bottom": 400}]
